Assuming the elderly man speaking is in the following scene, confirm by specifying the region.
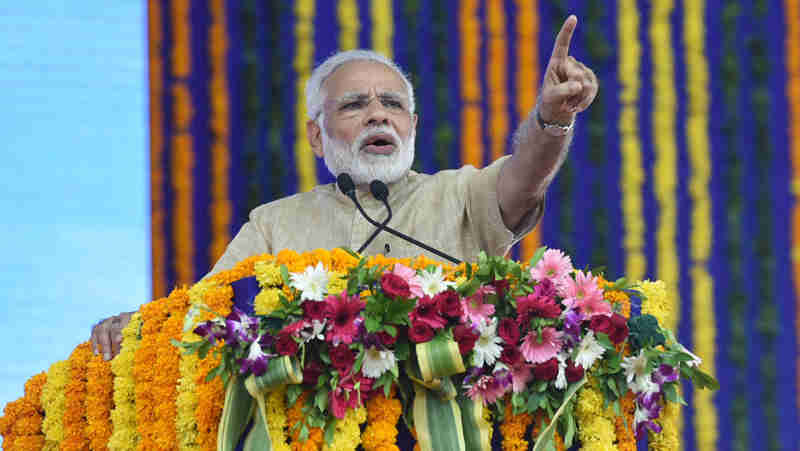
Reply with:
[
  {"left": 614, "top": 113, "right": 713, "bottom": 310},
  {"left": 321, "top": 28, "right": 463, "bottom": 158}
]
[{"left": 91, "top": 15, "right": 597, "bottom": 360}]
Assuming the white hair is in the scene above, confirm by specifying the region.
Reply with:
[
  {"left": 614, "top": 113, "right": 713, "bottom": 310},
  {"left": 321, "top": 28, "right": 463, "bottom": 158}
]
[{"left": 305, "top": 49, "right": 416, "bottom": 121}]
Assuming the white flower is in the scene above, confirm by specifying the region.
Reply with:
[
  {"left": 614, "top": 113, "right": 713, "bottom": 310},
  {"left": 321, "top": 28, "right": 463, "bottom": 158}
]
[
  {"left": 299, "top": 319, "right": 326, "bottom": 343},
  {"left": 573, "top": 331, "right": 605, "bottom": 370},
  {"left": 554, "top": 352, "right": 568, "bottom": 389},
  {"left": 676, "top": 342, "right": 702, "bottom": 367},
  {"left": 289, "top": 262, "right": 329, "bottom": 301},
  {"left": 418, "top": 266, "right": 455, "bottom": 296},
  {"left": 621, "top": 350, "right": 659, "bottom": 394},
  {"left": 472, "top": 318, "right": 503, "bottom": 367},
  {"left": 362, "top": 346, "right": 397, "bottom": 379}
]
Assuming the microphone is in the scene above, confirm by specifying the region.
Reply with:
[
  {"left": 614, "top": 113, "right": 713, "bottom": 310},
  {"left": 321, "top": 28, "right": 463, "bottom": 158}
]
[
  {"left": 337, "top": 174, "right": 461, "bottom": 264},
  {"left": 356, "top": 181, "right": 393, "bottom": 253}
]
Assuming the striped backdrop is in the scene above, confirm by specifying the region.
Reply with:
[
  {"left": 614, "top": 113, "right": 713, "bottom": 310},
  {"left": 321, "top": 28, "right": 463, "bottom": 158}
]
[{"left": 149, "top": 1, "right": 799, "bottom": 449}]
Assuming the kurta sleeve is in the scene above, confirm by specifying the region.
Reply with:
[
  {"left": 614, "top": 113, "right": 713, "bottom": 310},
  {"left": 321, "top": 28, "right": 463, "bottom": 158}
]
[
  {"left": 463, "top": 155, "right": 544, "bottom": 256},
  {"left": 205, "top": 206, "right": 273, "bottom": 277}
]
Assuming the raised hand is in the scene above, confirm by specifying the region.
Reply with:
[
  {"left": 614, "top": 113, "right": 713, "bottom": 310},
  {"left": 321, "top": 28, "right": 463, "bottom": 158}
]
[
  {"left": 90, "top": 311, "right": 134, "bottom": 360},
  {"left": 538, "top": 15, "right": 598, "bottom": 125}
]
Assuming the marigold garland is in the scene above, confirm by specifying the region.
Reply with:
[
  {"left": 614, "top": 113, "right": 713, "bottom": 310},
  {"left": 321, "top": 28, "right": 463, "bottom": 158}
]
[
  {"left": 683, "top": 0, "right": 718, "bottom": 447},
  {"left": 295, "top": 0, "right": 317, "bottom": 192},
  {"left": 61, "top": 342, "right": 93, "bottom": 451},
  {"left": 487, "top": 0, "right": 509, "bottom": 163},
  {"left": 362, "top": 389, "right": 401, "bottom": 451},
  {"left": 787, "top": 0, "right": 800, "bottom": 415},
  {"left": 499, "top": 395, "right": 532, "bottom": 451},
  {"left": 133, "top": 296, "right": 172, "bottom": 450},
  {"left": 617, "top": 0, "right": 647, "bottom": 281},
  {"left": 266, "top": 387, "right": 292, "bottom": 451},
  {"left": 613, "top": 392, "right": 636, "bottom": 451},
  {"left": 530, "top": 410, "right": 564, "bottom": 451},
  {"left": 575, "top": 384, "right": 617, "bottom": 451},
  {"left": 648, "top": 397, "right": 680, "bottom": 451},
  {"left": 321, "top": 406, "right": 366, "bottom": 451},
  {"left": 108, "top": 313, "right": 142, "bottom": 451},
  {"left": 288, "top": 391, "right": 321, "bottom": 451},
  {"left": 148, "top": 0, "right": 167, "bottom": 298},
  {"left": 460, "top": 0, "right": 484, "bottom": 168},
  {"left": 337, "top": 0, "right": 359, "bottom": 50},
  {"left": 41, "top": 361, "right": 69, "bottom": 445},
  {"left": 0, "top": 372, "right": 47, "bottom": 451},
  {"left": 86, "top": 354, "right": 114, "bottom": 450}
]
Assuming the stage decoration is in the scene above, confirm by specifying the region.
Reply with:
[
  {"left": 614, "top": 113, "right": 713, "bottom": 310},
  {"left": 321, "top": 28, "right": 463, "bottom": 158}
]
[
  {"left": 294, "top": 0, "right": 317, "bottom": 192},
  {"left": 0, "top": 372, "right": 47, "bottom": 451},
  {"left": 371, "top": 0, "right": 393, "bottom": 58},
  {"left": 337, "top": 0, "right": 359, "bottom": 50},
  {"left": 460, "top": 0, "right": 484, "bottom": 168},
  {"left": 40, "top": 361, "right": 68, "bottom": 446},
  {"left": 85, "top": 354, "right": 114, "bottom": 450},
  {"left": 166, "top": 248, "right": 717, "bottom": 451},
  {"left": 62, "top": 342, "right": 92, "bottom": 451},
  {"left": 683, "top": 0, "right": 719, "bottom": 448},
  {"left": 617, "top": 0, "right": 646, "bottom": 282},
  {"left": 788, "top": 0, "right": 800, "bottom": 419},
  {"left": 108, "top": 313, "right": 142, "bottom": 451}
]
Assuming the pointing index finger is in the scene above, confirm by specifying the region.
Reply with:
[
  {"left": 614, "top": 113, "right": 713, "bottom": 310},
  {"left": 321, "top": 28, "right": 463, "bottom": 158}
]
[{"left": 551, "top": 15, "right": 578, "bottom": 61}]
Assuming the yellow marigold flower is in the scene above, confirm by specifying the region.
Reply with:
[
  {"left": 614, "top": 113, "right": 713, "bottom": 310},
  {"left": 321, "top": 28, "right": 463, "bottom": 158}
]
[
  {"left": 576, "top": 386, "right": 604, "bottom": 418},
  {"left": 639, "top": 279, "right": 675, "bottom": 330},
  {"left": 41, "top": 360, "right": 69, "bottom": 443},
  {"left": 255, "top": 261, "right": 284, "bottom": 287},
  {"left": 327, "top": 271, "right": 348, "bottom": 295},
  {"left": 649, "top": 400, "right": 680, "bottom": 451},
  {"left": 254, "top": 288, "right": 283, "bottom": 315}
]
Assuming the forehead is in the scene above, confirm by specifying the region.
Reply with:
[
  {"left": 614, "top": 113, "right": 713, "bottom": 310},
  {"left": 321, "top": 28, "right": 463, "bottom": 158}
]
[{"left": 323, "top": 60, "right": 407, "bottom": 100}]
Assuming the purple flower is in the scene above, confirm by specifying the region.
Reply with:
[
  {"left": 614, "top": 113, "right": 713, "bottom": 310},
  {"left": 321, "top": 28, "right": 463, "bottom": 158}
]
[
  {"left": 193, "top": 319, "right": 226, "bottom": 345},
  {"left": 237, "top": 336, "right": 275, "bottom": 377},
  {"left": 563, "top": 309, "right": 585, "bottom": 345},
  {"left": 652, "top": 364, "right": 679, "bottom": 385},
  {"left": 225, "top": 307, "right": 259, "bottom": 345},
  {"left": 633, "top": 391, "right": 664, "bottom": 438}
]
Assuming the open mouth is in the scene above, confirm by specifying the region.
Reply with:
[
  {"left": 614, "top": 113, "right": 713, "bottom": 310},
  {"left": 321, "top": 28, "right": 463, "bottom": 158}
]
[{"left": 361, "top": 133, "right": 397, "bottom": 155}]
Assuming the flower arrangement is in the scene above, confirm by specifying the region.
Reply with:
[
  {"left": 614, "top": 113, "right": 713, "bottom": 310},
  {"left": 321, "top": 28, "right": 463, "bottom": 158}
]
[{"left": 176, "top": 247, "right": 718, "bottom": 450}]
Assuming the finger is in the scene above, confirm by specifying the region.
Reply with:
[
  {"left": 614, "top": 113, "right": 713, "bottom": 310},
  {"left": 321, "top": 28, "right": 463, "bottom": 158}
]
[
  {"left": 541, "top": 80, "right": 583, "bottom": 106},
  {"left": 90, "top": 325, "right": 100, "bottom": 355},
  {"left": 550, "top": 15, "right": 578, "bottom": 62},
  {"left": 111, "top": 328, "right": 122, "bottom": 359},
  {"left": 98, "top": 323, "right": 113, "bottom": 361}
]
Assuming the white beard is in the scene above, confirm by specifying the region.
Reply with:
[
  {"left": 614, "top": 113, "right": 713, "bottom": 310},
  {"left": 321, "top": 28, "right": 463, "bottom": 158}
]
[{"left": 321, "top": 124, "right": 415, "bottom": 186}]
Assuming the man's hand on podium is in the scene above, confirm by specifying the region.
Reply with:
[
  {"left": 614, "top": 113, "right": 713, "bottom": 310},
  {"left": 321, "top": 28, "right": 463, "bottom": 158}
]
[{"left": 90, "top": 311, "right": 134, "bottom": 360}]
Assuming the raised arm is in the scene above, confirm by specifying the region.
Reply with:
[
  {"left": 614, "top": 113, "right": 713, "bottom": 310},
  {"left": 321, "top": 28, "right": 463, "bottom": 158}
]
[{"left": 497, "top": 15, "right": 598, "bottom": 230}]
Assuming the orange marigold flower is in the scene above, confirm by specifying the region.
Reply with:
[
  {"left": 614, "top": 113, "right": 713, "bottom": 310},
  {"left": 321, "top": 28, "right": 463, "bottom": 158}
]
[{"left": 61, "top": 342, "right": 93, "bottom": 451}]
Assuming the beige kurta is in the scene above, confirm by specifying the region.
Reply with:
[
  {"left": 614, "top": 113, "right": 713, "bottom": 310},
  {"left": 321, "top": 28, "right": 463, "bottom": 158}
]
[{"left": 208, "top": 156, "right": 542, "bottom": 276}]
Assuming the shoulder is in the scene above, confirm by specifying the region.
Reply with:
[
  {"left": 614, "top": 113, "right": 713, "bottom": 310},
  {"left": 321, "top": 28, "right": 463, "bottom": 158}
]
[{"left": 248, "top": 187, "right": 336, "bottom": 221}]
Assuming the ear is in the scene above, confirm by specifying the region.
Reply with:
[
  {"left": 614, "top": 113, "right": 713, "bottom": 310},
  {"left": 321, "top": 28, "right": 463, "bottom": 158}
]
[
  {"left": 307, "top": 119, "right": 323, "bottom": 157},
  {"left": 412, "top": 113, "right": 418, "bottom": 130}
]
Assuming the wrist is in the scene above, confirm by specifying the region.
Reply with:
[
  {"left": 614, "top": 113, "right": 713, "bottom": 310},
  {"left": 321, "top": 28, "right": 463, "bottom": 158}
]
[{"left": 536, "top": 107, "right": 574, "bottom": 137}]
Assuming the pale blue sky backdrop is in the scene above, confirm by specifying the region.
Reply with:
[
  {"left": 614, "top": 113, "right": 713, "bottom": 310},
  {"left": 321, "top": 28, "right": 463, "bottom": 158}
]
[{"left": 0, "top": 2, "right": 149, "bottom": 407}]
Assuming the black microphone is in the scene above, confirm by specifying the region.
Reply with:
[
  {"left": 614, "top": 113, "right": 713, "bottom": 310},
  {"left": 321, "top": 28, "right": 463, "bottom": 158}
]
[
  {"left": 337, "top": 174, "right": 461, "bottom": 264},
  {"left": 357, "top": 181, "right": 393, "bottom": 253}
]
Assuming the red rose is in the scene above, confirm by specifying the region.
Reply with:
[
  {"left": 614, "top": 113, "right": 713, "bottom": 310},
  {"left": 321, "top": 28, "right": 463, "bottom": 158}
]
[
  {"left": 275, "top": 333, "right": 298, "bottom": 356},
  {"left": 532, "top": 358, "right": 559, "bottom": 381},
  {"left": 376, "top": 330, "right": 397, "bottom": 347},
  {"left": 435, "top": 291, "right": 463, "bottom": 319},
  {"left": 499, "top": 345, "right": 523, "bottom": 366},
  {"left": 381, "top": 273, "right": 411, "bottom": 298},
  {"left": 453, "top": 324, "right": 480, "bottom": 354},
  {"left": 408, "top": 321, "right": 435, "bottom": 343},
  {"left": 329, "top": 344, "right": 355, "bottom": 372},
  {"left": 303, "top": 359, "right": 323, "bottom": 385},
  {"left": 491, "top": 279, "right": 510, "bottom": 300},
  {"left": 608, "top": 313, "right": 629, "bottom": 344},
  {"left": 589, "top": 315, "right": 614, "bottom": 337},
  {"left": 302, "top": 301, "right": 330, "bottom": 321},
  {"left": 497, "top": 318, "right": 520, "bottom": 345},
  {"left": 565, "top": 360, "right": 584, "bottom": 383}
]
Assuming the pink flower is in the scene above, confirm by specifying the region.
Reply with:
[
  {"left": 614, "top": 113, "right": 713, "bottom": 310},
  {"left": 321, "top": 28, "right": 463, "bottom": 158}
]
[
  {"left": 520, "top": 327, "right": 563, "bottom": 364},
  {"left": 462, "top": 287, "right": 496, "bottom": 326},
  {"left": 466, "top": 374, "right": 507, "bottom": 405},
  {"left": 561, "top": 270, "right": 604, "bottom": 312},
  {"left": 510, "top": 364, "right": 533, "bottom": 393},
  {"left": 324, "top": 293, "right": 365, "bottom": 345},
  {"left": 530, "top": 249, "right": 573, "bottom": 287},
  {"left": 578, "top": 295, "right": 612, "bottom": 318},
  {"left": 409, "top": 296, "right": 447, "bottom": 329},
  {"left": 391, "top": 264, "right": 424, "bottom": 298},
  {"left": 516, "top": 293, "right": 562, "bottom": 319}
]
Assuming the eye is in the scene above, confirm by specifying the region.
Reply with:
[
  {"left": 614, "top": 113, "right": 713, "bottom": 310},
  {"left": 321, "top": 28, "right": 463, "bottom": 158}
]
[
  {"left": 381, "top": 98, "right": 405, "bottom": 109},
  {"left": 341, "top": 100, "right": 365, "bottom": 110}
]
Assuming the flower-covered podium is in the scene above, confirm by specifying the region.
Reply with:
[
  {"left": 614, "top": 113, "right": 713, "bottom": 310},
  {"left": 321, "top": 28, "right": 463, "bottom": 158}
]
[{"left": 0, "top": 248, "right": 716, "bottom": 451}]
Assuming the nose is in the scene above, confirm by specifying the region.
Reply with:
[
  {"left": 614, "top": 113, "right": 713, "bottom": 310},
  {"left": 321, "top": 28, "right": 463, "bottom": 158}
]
[{"left": 364, "top": 99, "right": 390, "bottom": 126}]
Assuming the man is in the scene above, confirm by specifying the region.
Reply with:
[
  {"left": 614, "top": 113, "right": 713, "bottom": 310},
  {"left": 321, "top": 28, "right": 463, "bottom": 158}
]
[{"left": 91, "top": 15, "right": 597, "bottom": 360}]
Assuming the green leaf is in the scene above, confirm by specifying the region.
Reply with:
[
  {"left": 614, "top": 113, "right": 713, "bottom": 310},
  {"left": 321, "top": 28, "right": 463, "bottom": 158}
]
[
  {"left": 529, "top": 246, "right": 547, "bottom": 267},
  {"left": 607, "top": 377, "right": 618, "bottom": 397},
  {"left": 324, "top": 419, "right": 337, "bottom": 444},
  {"left": 533, "top": 378, "right": 586, "bottom": 451},
  {"left": 595, "top": 332, "right": 615, "bottom": 351},
  {"left": 563, "top": 412, "right": 576, "bottom": 447},
  {"left": 663, "top": 382, "right": 682, "bottom": 404},
  {"left": 280, "top": 265, "right": 291, "bottom": 286},
  {"left": 384, "top": 324, "right": 397, "bottom": 337},
  {"left": 287, "top": 384, "right": 303, "bottom": 406},
  {"left": 314, "top": 387, "right": 329, "bottom": 412}
]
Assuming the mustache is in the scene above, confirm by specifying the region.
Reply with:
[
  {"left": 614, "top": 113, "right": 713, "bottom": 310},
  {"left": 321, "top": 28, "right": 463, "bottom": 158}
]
[{"left": 354, "top": 126, "right": 401, "bottom": 149}]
